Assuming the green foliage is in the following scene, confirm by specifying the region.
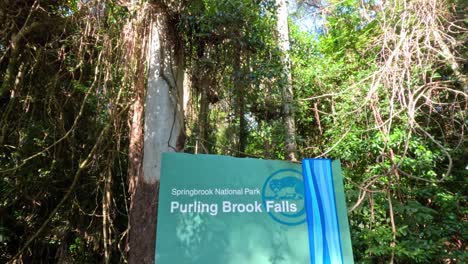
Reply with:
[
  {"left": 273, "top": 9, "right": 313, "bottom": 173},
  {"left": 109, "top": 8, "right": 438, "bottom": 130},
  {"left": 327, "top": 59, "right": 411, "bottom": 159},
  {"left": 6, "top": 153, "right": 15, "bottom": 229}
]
[
  {"left": 290, "top": 0, "right": 466, "bottom": 262},
  {"left": 0, "top": 1, "right": 130, "bottom": 262},
  {"left": 1, "top": 0, "right": 466, "bottom": 263}
]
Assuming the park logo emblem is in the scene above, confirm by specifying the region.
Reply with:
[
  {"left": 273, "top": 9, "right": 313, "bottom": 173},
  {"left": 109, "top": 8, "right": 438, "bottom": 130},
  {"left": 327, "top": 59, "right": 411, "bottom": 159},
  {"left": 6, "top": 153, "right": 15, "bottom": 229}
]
[{"left": 262, "top": 169, "right": 306, "bottom": 226}]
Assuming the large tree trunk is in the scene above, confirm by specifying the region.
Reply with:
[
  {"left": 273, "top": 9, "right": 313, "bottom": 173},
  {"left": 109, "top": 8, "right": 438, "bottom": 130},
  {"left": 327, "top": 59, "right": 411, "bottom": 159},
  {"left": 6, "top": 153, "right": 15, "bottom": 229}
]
[
  {"left": 126, "top": 6, "right": 147, "bottom": 263},
  {"left": 233, "top": 44, "right": 247, "bottom": 156},
  {"left": 276, "top": 0, "right": 297, "bottom": 161},
  {"left": 197, "top": 86, "right": 209, "bottom": 153},
  {"left": 192, "top": 42, "right": 210, "bottom": 154},
  {"left": 127, "top": 6, "right": 185, "bottom": 264}
]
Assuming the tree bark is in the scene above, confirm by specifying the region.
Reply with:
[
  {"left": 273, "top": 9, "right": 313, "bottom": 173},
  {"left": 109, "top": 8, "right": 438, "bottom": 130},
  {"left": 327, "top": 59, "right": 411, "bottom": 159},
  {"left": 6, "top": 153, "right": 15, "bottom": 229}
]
[
  {"left": 127, "top": 6, "right": 185, "bottom": 264},
  {"left": 233, "top": 44, "right": 247, "bottom": 156},
  {"left": 197, "top": 86, "right": 209, "bottom": 153},
  {"left": 276, "top": 0, "right": 298, "bottom": 161},
  {"left": 192, "top": 43, "right": 210, "bottom": 154},
  {"left": 0, "top": 21, "right": 40, "bottom": 97},
  {"left": 126, "top": 11, "right": 147, "bottom": 263}
]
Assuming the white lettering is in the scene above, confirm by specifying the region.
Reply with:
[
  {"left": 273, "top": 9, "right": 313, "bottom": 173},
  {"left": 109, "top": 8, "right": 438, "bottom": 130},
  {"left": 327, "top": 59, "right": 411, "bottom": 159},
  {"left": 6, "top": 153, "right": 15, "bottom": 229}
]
[
  {"left": 266, "top": 200, "right": 275, "bottom": 212},
  {"left": 170, "top": 200, "right": 218, "bottom": 215},
  {"left": 170, "top": 201, "right": 179, "bottom": 213},
  {"left": 290, "top": 203, "right": 297, "bottom": 212},
  {"left": 223, "top": 201, "right": 232, "bottom": 212}
]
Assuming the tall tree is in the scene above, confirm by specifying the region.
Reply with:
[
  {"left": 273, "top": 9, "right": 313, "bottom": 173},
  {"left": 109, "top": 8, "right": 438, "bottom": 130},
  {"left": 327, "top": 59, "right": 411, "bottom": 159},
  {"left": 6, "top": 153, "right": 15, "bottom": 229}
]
[
  {"left": 125, "top": 2, "right": 148, "bottom": 263},
  {"left": 127, "top": 2, "right": 186, "bottom": 263},
  {"left": 276, "top": 0, "right": 298, "bottom": 161}
]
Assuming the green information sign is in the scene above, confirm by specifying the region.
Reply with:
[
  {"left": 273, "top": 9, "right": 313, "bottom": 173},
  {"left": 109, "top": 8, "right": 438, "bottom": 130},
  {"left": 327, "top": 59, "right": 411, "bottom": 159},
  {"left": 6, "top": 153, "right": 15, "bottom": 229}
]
[{"left": 155, "top": 153, "right": 353, "bottom": 264}]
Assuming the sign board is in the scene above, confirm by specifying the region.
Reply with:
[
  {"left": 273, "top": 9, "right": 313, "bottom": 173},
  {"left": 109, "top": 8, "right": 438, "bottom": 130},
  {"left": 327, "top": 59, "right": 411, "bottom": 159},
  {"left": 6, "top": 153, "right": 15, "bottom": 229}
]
[{"left": 155, "top": 153, "right": 353, "bottom": 264}]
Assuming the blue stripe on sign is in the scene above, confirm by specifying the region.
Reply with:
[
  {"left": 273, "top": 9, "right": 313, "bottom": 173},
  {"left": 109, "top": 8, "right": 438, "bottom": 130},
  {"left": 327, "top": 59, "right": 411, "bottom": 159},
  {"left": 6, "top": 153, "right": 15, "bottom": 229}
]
[
  {"left": 303, "top": 160, "right": 321, "bottom": 264},
  {"left": 320, "top": 160, "right": 343, "bottom": 264},
  {"left": 310, "top": 161, "right": 328, "bottom": 264},
  {"left": 313, "top": 160, "right": 333, "bottom": 264},
  {"left": 303, "top": 159, "right": 344, "bottom": 264}
]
